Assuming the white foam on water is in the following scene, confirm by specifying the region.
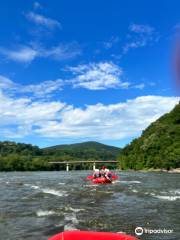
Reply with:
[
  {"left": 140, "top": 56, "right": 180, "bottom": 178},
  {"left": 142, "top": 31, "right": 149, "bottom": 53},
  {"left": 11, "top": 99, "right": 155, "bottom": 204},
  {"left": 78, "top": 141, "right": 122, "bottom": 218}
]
[
  {"left": 31, "top": 185, "right": 40, "bottom": 190},
  {"left": 120, "top": 180, "right": 141, "bottom": 184},
  {"left": 170, "top": 189, "right": 180, "bottom": 195},
  {"left": 36, "top": 210, "right": 56, "bottom": 217},
  {"left": 64, "top": 224, "right": 78, "bottom": 231},
  {"left": 24, "top": 183, "right": 31, "bottom": 187},
  {"left": 146, "top": 190, "right": 180, "bottom": 201},
  {"left": 64, "top": 212, "right": 79, "bottom": 224},
  {"left": 58, "top": 182, "right": 65, "bottom": 185},
  {"left": 90, "top": 188, "right": 97, "bottom": 192},
  {"left": 112, "top": 180, "right": 120, "bottom": 184},
  {"left": 65, "top": 206, "right": 85, "bottom": 213},
  {"left": 64, "top": 212, "right": 79, "bottom": 230},
  {"left": 84, "top": 184, "right": 99, "bottom": 187},
  {"left": 41, "top": 188, "right": 68, "bottom": 197},
  {"left": 24, "top": 184, "right": 68, "bottom": 197},
  {"left": 153, "top": 195, "right": 180, "bottom": 201},
  {"left": 24, "top": 184, "right": 40, "bottom": 189},
  {"left": 132, "top": 189, "right": 138, "bottom": 193}
]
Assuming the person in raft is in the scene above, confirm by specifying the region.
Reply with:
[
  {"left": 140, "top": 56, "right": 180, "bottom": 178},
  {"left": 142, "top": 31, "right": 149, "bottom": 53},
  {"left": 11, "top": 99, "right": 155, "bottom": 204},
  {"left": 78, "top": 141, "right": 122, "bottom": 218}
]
[
  {"left": 100, "top": 166, "right": 112, "bottom": 181},
  {"left": 100, "top": 166, "right": 106, "bottom": 177},
  {"left": 93, "top": 169, "right": 101, "bottom": 179}
]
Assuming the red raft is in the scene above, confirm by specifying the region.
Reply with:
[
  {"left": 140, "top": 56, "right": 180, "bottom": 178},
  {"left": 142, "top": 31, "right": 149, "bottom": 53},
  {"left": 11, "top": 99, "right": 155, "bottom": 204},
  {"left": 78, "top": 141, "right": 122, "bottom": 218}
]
[
  {"left": 86, "top": 174, "right": 118, "bottom": 184},
  {"left": 49, "top": 230, "right": 138, "bottom": 240},
  {"left": 92, "top": 177, "right": 112, "bottom": 184}
]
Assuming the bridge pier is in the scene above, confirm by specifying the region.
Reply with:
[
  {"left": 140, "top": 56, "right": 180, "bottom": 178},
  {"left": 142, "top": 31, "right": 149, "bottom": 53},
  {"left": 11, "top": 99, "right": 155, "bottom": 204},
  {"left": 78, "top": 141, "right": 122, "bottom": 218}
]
[
  {"left": 93, "top": 162, "right": 96, "bottom": 171},
  {"left": 66, "top": 163, "right": 69, "bottom": 172}
]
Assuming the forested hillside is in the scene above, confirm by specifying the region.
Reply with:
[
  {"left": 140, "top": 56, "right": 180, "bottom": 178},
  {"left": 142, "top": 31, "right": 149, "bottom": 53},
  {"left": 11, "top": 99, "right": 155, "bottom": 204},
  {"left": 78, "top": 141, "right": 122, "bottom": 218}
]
[
  {"left": 0, "top": 141, "right": 119, "bottom": 171},
  {"left": 44, "top": 141, "right": 119, "bottom": 161},
  {"left": 118, "top": 102, "right": 180, "bottom": 170}
]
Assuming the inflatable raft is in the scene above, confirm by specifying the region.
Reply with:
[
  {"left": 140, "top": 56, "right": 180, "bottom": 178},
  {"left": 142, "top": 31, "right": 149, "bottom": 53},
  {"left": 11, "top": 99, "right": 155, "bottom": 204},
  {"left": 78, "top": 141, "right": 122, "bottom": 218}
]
[
  {"left": 86, "top": 173, "right": 118, "bottom": 184},
  {"left": 92, "top": 177, "right": 112, "bottom": 184},
  {"left": 49, "top": 230, "right": 138, "bottom": 240},
  {"left": 87, "top": 175, "right": 118, "bottom": 180}
]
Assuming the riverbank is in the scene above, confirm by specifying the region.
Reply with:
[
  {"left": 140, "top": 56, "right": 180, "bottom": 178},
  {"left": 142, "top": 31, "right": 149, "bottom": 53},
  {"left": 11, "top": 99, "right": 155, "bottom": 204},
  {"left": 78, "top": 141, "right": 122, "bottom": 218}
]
[
  {"left": 138, "top": 168, "right": 180, "bottom": 173},
  {"left": 0, "top": 168, "right": 180, "bottom": 173}
]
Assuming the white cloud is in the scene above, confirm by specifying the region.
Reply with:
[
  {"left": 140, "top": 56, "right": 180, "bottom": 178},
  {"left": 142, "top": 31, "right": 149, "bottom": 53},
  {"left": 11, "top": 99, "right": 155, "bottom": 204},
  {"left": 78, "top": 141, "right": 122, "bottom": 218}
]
[
  {"left": 134, "top": 83, "right": 145, "bottom": 90},
  {"left": 21, "top": 79, "right": 64, "bottom": 97},
  {"left": 0, "top": 43, "right": 81, "bottom": 63},
  {"left": 0, "top": 76, "right": 64, "bottom": 98},
  {"left": 129, "top": 24, "right": 154, "bottom": 34},
  {"left": 0, "top": 91, "right": 65, "bottom": 137},
  {"left": 0, "top": 47, "right": 38, "bottom": 63},
  {"left": 26, "top": 12, "right": 61, "bottom": 29},
  {"left": 36, "top": 96, "right": 179, "bottom": 139},
  {"left": 0, "top": 90, "right": 179, "bottom": 140},
  {"left": 0, "top": 75, "right": 17, "bottom": 89},
  {"left": 103, "top": 36, "right": 120, "bottom": 49},
  {"left": 123, "top": 23, "right": 159, "bottom": 54},
  {"left": 68, "top": 62, "right": 130, "bottom": 90},
  {"left": 41, "top": 43, "right": 81, "bottom": 60}
]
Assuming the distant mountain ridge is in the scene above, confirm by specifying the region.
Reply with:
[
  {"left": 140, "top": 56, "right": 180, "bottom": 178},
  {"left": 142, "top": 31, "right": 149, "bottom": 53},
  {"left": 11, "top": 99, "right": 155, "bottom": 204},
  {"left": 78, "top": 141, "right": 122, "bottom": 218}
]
[
  {"left": 43, "top": 141, "right": 120, "bottom": 164},
  {"left": 118, "top": 102, "right": 180, "bottom": 170},
  {"left": 44, "top": 141, "right": 119, "bottom": 152}
]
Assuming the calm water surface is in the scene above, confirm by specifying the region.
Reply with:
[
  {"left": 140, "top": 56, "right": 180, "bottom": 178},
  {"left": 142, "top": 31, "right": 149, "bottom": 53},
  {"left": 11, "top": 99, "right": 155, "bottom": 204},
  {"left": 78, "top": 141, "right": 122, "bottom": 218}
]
[{"left": 0, "top": 171, "right": 179, "bottom": 240}]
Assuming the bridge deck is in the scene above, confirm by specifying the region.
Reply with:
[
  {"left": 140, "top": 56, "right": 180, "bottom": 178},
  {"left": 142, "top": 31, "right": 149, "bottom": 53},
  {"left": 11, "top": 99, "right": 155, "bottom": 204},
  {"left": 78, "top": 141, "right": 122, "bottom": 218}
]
[
  {"left": 49, "top": 161, "right": 117, "bottom": 164},
  {"left": 49, "top": 160, "right": 117, "bottom": 171}
]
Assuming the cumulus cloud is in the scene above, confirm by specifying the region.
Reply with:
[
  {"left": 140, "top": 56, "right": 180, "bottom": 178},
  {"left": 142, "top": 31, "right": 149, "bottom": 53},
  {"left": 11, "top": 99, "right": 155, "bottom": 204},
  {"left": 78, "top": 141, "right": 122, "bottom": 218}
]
[
  {"left": 36, "top": 96, "right": 179, "bottom": 139},
  {"left": 26, "top": 12, "right": 61, "bottom": 29},
  {"left": 0, "top": 90, "right": 179, "bottom": 140},
  {"left": 68, "top": 62, "right": 130, "bottom": 90},
  {"left": 123, "top": 23, "right": 159, "bottom": 54},
  {"left": 0, "top": 91, "right": 65, "bottom": 138},
  {"left": 0, "top": 60, "right": 150, "bottom": 97}
]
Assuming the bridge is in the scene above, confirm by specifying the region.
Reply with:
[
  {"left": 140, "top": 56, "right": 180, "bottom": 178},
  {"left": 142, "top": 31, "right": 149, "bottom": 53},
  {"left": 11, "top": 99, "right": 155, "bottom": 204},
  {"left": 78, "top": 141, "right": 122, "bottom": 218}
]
[{"left": 49, "top": 160, "right": 117, "bottom": 171}]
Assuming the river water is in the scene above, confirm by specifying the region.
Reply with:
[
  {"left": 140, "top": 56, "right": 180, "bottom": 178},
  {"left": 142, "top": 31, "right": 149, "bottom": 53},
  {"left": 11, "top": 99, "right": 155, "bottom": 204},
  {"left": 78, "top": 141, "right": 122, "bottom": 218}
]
[{"left": 0, "top": 171, "right": 179, "bottom": 240}]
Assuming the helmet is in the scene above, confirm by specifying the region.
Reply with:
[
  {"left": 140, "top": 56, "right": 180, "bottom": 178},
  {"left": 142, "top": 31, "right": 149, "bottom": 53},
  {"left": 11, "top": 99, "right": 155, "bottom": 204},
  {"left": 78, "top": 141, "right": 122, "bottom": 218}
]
[{"left": 102, "top": 166, "right": 106, "bottom": 170}]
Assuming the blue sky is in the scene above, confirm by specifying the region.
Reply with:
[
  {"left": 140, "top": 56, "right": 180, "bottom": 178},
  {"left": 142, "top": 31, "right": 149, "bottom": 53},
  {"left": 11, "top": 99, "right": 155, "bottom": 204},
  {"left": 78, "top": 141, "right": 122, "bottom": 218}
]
[{"left": 0, "top": 0, "right": 180, "bottom": 148}]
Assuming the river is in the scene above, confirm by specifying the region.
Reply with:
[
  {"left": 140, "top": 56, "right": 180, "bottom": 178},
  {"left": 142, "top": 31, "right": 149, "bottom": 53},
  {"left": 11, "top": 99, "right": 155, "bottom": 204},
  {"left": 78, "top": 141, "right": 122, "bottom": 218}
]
[{"left": 0, "top": 171, "right": 179, "bottom": 240}]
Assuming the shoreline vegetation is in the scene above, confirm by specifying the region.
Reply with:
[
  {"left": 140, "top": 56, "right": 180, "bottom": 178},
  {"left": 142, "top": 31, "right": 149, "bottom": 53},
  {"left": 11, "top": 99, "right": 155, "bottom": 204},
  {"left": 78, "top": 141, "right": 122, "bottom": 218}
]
[
  {"left": 0, "top": 103, "right": 179, "bottom": 172},
  {"left": 0, "top": 168, "right": 180, "bottom": 173},
  {"left": 127, "top": 168, "right": 180, "bottom": 173},
  {"left": 0, "top": 141, "right": 120, "bottom": 171}
]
